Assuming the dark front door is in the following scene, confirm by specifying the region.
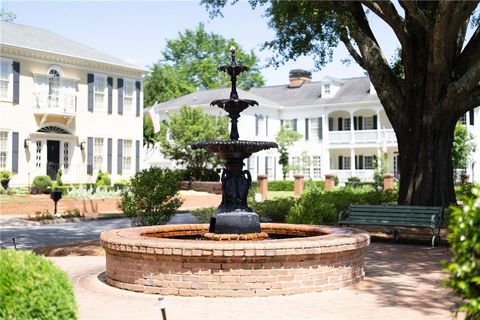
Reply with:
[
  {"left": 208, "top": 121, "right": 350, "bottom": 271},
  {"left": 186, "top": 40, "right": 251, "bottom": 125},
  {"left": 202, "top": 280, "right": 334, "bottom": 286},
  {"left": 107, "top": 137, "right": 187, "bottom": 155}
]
[{"left": 47, "top": 140, "right": 60, "bottom": 180}]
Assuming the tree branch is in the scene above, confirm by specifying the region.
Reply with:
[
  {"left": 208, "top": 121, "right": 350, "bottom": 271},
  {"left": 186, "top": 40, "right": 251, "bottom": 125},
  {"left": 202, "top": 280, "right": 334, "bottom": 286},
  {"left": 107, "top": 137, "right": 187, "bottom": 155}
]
[
  {"left": 399, "top": 0, "right": 430, "bottom": 32},
  {"left": 360, "top": 1, "right": 407, "bottom": 47},
  {"left": 460, "top": 85, "right": 480, "bottom": 115},
  {"left": 455, "top": 25, "right": 480, "bottom": 78},
  {"left": 339, "top": 30, "right": 365, "bottom": 69}
]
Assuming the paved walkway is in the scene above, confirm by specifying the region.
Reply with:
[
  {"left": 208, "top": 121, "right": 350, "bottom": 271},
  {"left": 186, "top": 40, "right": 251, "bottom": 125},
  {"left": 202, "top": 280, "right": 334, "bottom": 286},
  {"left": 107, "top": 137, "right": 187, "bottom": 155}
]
[
  {"left": 50, "top": 242, "right": 461, "bottom": 320},
  {"left": 0, "top": 213, "right": 200, "bottom": 249}
]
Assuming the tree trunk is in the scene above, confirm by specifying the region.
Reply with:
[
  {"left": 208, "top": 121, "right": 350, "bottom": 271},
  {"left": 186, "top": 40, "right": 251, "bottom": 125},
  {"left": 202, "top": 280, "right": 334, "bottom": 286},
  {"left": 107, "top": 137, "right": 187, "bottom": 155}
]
[{"left": 396, "top": 122, "right": 457, "bottom": 207}]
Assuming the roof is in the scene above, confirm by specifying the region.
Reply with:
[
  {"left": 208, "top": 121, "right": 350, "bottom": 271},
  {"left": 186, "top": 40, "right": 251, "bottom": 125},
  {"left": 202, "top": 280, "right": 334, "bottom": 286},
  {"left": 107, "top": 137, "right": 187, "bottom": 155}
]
[
  {"left": 0, "top": 21, "right": 146, "bottom": 72},
  {"left": 153, "top": 88, "right": 280, "bottom": 111},
  {"left": 249, "top": 77, "right": 378, "bottom": 107}
]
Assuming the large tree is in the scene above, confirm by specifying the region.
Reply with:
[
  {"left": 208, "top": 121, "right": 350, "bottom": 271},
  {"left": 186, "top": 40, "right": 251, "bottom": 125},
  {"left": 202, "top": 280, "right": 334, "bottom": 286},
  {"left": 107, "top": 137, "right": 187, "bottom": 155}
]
[
  {"left": 144, "top": 23, "right": 265, "bottom": 107},
  {"left": 203, "top": 0, "right": 480, "bottom": 206}
]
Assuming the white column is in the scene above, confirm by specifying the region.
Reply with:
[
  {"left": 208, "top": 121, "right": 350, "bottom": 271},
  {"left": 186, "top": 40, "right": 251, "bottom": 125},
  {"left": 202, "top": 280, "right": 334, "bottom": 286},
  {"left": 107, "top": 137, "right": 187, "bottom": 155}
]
[{"left": 350, "top": 148, "right": 356, "bottom": 178}]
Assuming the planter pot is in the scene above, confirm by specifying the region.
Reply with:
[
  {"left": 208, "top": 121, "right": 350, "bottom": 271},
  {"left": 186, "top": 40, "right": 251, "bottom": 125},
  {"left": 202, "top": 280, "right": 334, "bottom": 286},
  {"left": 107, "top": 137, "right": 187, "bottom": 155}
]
[{"left": 1, "top": 179, "right": 10, "bottom": 190}]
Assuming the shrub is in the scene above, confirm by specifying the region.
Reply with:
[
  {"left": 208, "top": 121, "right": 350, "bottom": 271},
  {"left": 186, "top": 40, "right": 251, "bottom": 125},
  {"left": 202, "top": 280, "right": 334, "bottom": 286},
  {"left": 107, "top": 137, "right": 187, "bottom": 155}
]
[
  {"left": 0, "top": 170, "right": 12, "bottom": 182},
  {"left": 174, "top": 168, "right": 220, "bottom": 182},
  {"left": 191, "top": 207, "right": 215, "bottom": 223},
  {"left": 251, "top": 197, "right": 296, "bottom": 222},
  {"left": 0, "top": 249, "right": 77, "bottom": 319},
  {"left": 56, "top": 168, "right": 63, "bottom": 186},
  {"left": 268, "top": 180, "right": 294, "bottom": 191},
  {"left": 31, "top": 175, "right": 52, "bottom": 194},
  {"left": 96, "top": 170, "right": 112, "bottom": 187},
  {"left": 443, "top": 188, "right": 480, "bottom": 319},
  {"left": 455, "top": 183, "right": 479, "bottom": 202},
  {"left": 286, "top": 189, "right": 398, "bottom": 225},
  {"left": 119, "top": 167, "right": 183, "bottom": 226}
]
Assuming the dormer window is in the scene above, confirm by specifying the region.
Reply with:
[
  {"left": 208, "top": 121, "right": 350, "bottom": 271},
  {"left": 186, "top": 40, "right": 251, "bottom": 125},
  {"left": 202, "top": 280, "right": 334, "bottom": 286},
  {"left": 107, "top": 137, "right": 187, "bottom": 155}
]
[{"left": 324, "top": 84, "right": 331, "bottom": 95}]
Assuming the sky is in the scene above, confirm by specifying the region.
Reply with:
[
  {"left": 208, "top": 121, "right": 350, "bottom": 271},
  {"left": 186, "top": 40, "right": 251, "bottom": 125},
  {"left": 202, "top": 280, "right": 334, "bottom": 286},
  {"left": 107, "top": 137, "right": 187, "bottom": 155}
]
[{"left": 2, "top": 1, "right": 400, "bottom": 86}]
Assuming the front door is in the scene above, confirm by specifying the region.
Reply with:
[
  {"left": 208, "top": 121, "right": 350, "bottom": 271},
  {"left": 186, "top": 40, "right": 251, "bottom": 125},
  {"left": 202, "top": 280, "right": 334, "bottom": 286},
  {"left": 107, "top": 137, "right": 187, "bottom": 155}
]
[{"left": 47, "top": 140, "right": 60, "bottom": 180}]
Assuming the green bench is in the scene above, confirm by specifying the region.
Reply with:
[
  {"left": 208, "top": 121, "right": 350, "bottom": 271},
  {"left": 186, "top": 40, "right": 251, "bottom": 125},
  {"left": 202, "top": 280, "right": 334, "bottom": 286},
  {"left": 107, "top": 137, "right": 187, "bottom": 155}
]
[{"left": 338, "top": 205, "right": 444, "bottom": 247}]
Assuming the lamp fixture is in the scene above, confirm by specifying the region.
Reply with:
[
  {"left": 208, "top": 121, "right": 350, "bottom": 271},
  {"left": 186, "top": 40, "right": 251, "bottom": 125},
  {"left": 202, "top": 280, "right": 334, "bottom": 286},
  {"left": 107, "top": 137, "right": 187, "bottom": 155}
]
[
  {"left": 80, "top": 141, "right": 86, "bottom": 151},
  {"left": 24, "top": 138, "right": 30, "bottom": 149}
]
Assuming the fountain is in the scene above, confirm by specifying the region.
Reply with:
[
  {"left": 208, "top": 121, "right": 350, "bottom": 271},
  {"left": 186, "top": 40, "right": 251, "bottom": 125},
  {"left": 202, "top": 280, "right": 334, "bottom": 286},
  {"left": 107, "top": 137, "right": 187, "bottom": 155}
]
[{"left": 101, "top": 48, "right": 370, "bottom": 297}]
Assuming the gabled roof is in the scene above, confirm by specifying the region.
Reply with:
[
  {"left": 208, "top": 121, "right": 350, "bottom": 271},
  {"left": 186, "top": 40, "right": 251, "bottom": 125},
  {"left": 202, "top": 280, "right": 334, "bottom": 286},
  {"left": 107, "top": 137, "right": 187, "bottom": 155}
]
[
  {"left": 249, "top": 77, "right": 378, "bottom": 107},
  {"left": 0, "top": 21, "right": 146, "bottom": 72},
  {"left": 153, "top": 88, "right": 280, "bottom": 111}
]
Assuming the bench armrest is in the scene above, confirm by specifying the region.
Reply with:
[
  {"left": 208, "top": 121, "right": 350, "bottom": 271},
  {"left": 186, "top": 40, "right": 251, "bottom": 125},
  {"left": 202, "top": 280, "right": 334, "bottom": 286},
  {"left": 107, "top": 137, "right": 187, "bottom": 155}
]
[{"left": 338, "top": 209, "right": 348, "bottom": 223}]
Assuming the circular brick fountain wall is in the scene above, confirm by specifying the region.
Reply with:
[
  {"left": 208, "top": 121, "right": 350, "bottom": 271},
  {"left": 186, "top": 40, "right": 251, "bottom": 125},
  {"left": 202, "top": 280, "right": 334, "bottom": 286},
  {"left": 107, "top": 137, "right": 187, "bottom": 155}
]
[{"left": 101, "top": 223, "right": 369, "bottom": 297}]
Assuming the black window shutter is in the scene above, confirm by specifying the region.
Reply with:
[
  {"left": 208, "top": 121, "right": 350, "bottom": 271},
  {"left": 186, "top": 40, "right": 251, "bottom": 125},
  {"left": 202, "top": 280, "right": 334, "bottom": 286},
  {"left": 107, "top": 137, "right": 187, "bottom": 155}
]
[
  {"left": 355, "top": 156, "right": 358, "bottom": 169},
  {"left": 328, "top": 118, "right": 333, "bottom": 131},
  {"left": 117, "top": 139, "right": 123, "bottom": 175},
  {"left": 255, "top": 115, "right": 259, "bottom": 136},
  {"left": 265, "top": 116, "right": 269, "bottom": 136},
  {"left": 117, "top": 79, "right": 124, "bottom": 115},
  {"left": 135, "top": 140, "right": 140, "bottom": 172},
  {"left": 338, "top": 118, "right": 343, "bottom": 131},
  {"left": 12, "top": 62, "right": 20, "bottom": 104},
  {"left": 305, "top": 118, "right": 309, "bottom": 140},
  {"left": 339, "top": 156, "right": 343, "bottom": 170},
  {"left": 135, "top": 81, "right": 141, "bottom": 117},
  {"left": 107, "top": 77, "right": 113, "bottom": 114},
  {"left": 280, "top": 119, "right": 284, "bottom": 127},
  {"left": 265, "top": 156, "right": 268, "bottom": 175},
  {"left": 293, "top": 119, "right": 297, "bottom": 131},
  {"left": 12, "top": 132, "right": 19, "bottom": 173},
  {"left": 359, "top": 155, "right": 364, "bottom": 169},
  {"left": 87, "top": 74, "right": 94, "bottom": 112},
  {"left": 469, "top": 111, "right": 474, "bottom": 126},
  {"left": 354, "top": 116, "right": 358, "bottom": 130},
  {"left": 87, "top": 137, "right": 93, "bottom": 175},
  {"left": 318, "top": 117, "right": 323, "bottom": 139},
  {"left": 359, "top": 116, "right": 363, "bottom": 130},
  {"left": 107, "top": 138, "right": 112, "bottom": 174},
  {"left": 373, "top": 115, "right": 378, "bottom": 129}
]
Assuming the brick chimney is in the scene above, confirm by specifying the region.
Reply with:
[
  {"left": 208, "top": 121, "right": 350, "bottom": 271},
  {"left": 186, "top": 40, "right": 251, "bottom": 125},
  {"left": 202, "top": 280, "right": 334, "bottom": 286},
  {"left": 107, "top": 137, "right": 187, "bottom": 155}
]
[{"left": 288, "top": 69, "right": 312, "bottom": 88}]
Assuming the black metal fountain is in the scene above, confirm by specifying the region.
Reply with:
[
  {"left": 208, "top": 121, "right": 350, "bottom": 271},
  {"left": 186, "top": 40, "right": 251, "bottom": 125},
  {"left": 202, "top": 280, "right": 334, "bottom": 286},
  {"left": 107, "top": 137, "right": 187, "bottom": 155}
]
[{"left": 191, "top": 47, "right": 277, "bottom": 236}]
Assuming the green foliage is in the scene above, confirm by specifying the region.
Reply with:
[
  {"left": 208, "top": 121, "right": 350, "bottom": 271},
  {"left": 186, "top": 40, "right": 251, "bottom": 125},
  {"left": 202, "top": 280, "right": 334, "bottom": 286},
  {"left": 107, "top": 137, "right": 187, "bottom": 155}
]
[
  {"left": 143, "top": 115, "right": 160, "bottom": 148},
  {"left": 453, "top": 123, "right": 476, "bottom": 169},
  {"left": 96, "top": 170, "right": 112, "bottom": 187},
  {"left": 191, "top": 207, "right": 215, "bottom": 223},
  {"left": 0, "top": 249, "right": 77, "bottom": 319},
  {"left": 56, "top": 168, "right": 63, "bottom": 186},
  {"left": 373, "top": 153, "right": 388, "bottom": 191},
  {"left": 456, "top": 183, "right": 480, "bottom": 202},
  {"left": 158, "top": 105, "right": 228, "bottom": 179},
  {"left": 0, "top": 170, "right": 12, "bottom": 182},
  {"left": 31, "top": 175, "right": 52, "bottom": 194},
  {"left": 174, "top": 168, "right": 220, "bottom": 182},
  {"left": 268, "top": 180, "right": 294, "bottom": 191},
  {"left": 286, "top": 189, "right": 398, "bottom": 225},
  {"left": 275, "top": 125, "right": 303, "bottom": 180},
  {"left": 144, "top": 23, "right": 265, "bottom": 107},
  {"left": 251, "top": 197, "right": 296, "bottom": 222},
  {"left": 119, "top": 167, "right": 183, "bottom": 226},
  {"left": 0, "top": 9, "right": 16, "bottom": 22},
  {"left": 444, "top": 188, "right": 480, "bottom": 319},
  {"left": 345, "top": 177, "right": 375, "bottom": 189}
]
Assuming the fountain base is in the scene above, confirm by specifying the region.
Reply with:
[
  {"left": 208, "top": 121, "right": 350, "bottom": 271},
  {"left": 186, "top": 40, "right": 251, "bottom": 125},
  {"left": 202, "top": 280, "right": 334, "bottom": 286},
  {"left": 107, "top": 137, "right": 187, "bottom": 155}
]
[
  {"left": 213, "top": 211, "right": 261, "bottom": 234},
  {"left": 203, "top": 232, "right": 269, "bottom": 241}
]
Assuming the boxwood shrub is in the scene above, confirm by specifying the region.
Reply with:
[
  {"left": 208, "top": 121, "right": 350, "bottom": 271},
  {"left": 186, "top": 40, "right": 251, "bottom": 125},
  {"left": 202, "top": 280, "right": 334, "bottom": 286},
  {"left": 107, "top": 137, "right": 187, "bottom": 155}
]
[
  {"left": 443, "top": 188, "right": 480, "bottom": 319},
  {"left": 31, "top": 175, "right": 52, "bottom": 194},
  {"left": 251, "top": 197, "right": 296, "bottom": 222},
  {"left": 0, "top": 249, "right": 77, "bottom": 319}
]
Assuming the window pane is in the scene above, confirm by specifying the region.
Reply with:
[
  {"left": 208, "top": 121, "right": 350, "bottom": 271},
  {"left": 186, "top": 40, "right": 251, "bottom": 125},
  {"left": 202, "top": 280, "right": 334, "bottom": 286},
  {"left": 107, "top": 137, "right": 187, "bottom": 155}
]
[
  {"left": 309, "top": 118, "right": 319, "bottom": 140},
  {"left": 313, "top": 156, "right": 321, "bottom": 179},
  {"left": 344, "top": 118, "right": 351, "bottom": 131},
  {"left": 364, "top": 156, "right": 374, "bottom": 170},
  {"left": 0, "top": 61, "right": 9, "bottom": 80},
  {"left": 364, "top": 116, "right": 374, "bottom": 130},
  {"left": 344, "top": 156, "right": 351, "bottom": 170}
]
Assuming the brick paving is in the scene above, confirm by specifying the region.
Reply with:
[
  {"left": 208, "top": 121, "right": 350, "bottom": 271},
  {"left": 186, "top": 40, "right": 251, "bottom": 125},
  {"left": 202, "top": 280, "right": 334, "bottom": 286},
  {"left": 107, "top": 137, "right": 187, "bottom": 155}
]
[{"left": 50, "top": 242, "right": 463, "bottom": 320}]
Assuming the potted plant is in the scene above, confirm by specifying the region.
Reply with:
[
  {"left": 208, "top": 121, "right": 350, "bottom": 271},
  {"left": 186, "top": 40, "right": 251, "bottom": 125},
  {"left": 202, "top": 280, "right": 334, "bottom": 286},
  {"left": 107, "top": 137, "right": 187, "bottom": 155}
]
[{"left": 0, "top": 171, "right": 12, "bottom": 190}]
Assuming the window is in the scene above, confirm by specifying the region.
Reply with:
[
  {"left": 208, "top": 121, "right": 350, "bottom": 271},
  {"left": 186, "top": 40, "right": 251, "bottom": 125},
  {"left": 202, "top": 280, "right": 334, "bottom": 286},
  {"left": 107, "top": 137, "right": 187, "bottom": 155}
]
[
  {"left": 283, "top": 119, "right": 294, "bottom": 129},
  {"left": 0, "top": 60, "right": 11, "bottom": 99},
  {"left": 266, "top": 156, "right": 274, "bottom": 180},
  {"left": 0, "top": 131, "right": 7, "bottom": 169},
  {"left": 309, "top": 118, "right": 319, "bottom": 140},
  {"left": 343, "top": 118, "right": 351, "bottom": 131},
  {"left": 247, "top": 156, "right": 256, "bottom": 173},
  {"left": 459, "top": 114, "right": 467, "bottom": 125},
  {"left": 324, "top": 84, "right": 330, "bottom": 95},
  {"left": 48, "top": 69, "right": 60, "bottom": 108},
  {"left": 364, "top": 156, "right": 374, "bottom": 169},
  {"left": 124, "top": 81, "right": 134, "bottom": 113},
  {"left": 35, "top": 141, "right": 42, "bottom": 168},
  {"left": 364, "top": 116, "right": 374, "bottom": 130},
  {"left": 94, "top": 76, "right": 106, "bottom": 111},
  {"left": 302, "top": 155, "right": 311, "bottom": 178},
  {"left": 313, "top": 156, "right": 322, "bottom": 179},
  {"left": 257, "top": 115, "right": 264, "bottom": 136},
  {"left": 291, "top": 156, "right": 300, "bottom": 174},
  {"left": 93, "top": 138, "right": 104, "bottom": 171},
  {"left": 63, "top": 142, "right": 69, "bottom": 169},
  {"left": 343, "top": 156, "right": 351, "bottom": 170},
  {"left": 123, "top": 140, "right": 133, "bottom": 171}
]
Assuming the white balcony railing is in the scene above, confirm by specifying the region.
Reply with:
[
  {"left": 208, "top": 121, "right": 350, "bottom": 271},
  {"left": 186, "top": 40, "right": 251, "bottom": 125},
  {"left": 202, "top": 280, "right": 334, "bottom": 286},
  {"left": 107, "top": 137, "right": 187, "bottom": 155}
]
[
  {"left": 329, "top": 129, "right": 396, "bottom": 144},
  {"left": 329, "top": 169, "right": 375, "bottom": 183},
  {"left": 34, "top": 93, "right": 76, "bottom": 115},
  {"left": 330, "top": 170, "right": 352, "bottom": 183}
]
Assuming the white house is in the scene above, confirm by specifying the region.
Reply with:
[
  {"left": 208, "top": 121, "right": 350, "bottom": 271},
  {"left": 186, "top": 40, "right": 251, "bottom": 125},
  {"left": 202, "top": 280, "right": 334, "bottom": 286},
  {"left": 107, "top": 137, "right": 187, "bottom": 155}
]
[
  {"left": 146, "top": 70, "right": 479, "bottom": 184},
  {"left": 0, "top": 22, "right": 147, "bottom": 186}
]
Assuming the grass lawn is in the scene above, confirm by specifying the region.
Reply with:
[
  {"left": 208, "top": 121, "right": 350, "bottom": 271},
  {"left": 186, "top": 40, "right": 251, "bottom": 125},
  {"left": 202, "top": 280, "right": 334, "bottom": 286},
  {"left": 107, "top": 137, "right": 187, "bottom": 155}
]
[{"left": 0, "top": 195, "right": 28, "bottom": 203}]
